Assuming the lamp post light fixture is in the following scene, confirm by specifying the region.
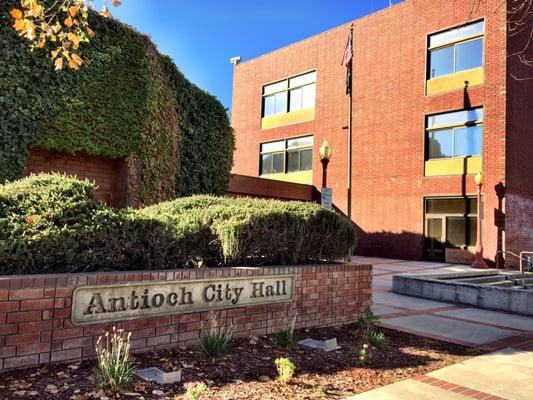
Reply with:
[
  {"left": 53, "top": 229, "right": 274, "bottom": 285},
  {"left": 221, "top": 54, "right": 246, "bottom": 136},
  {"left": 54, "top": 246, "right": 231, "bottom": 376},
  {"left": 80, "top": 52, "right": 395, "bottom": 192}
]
[
  {"left": 472, "top": 172, "right": 489, "bottom": 269},
  {"left": 319, "top": 140, "right": 332, "bottom": 188}
]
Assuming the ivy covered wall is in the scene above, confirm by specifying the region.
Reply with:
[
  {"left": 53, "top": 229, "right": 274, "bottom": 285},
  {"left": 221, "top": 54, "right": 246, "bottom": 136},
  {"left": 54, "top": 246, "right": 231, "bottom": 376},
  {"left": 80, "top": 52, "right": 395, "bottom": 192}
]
[{"left": 0, "top": 0, "right": 234, "bottom": 204}]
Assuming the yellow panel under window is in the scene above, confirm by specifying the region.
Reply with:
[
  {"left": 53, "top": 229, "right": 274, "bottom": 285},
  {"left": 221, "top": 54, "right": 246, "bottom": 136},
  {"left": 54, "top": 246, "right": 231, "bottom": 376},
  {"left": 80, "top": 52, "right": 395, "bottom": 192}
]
[
  {"left": 261, "top": 108, "right": 315, "bottom": 130},
  {"left": 425, "top": 156, "right": 482, "bottom": 177},
  {"left": 260, "top": 170, "right": 313, "bottom": 185},
  {"left": 426, "top": 67, "right": 484, "bottom": 95}
]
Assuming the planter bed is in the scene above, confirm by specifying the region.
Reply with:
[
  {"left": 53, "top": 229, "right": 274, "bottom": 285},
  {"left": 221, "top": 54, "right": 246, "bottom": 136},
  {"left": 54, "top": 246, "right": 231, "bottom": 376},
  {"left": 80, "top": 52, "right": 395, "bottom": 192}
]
[{"left": 0, "top": 325, "right": 484, "bottom": 400}]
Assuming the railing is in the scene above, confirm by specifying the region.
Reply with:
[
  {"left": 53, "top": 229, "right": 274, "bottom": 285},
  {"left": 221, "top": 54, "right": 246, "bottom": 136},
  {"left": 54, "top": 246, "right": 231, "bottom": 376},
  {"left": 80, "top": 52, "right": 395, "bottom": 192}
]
[{"left": 495, "top": 250, "right": 533, "bottom": 275}]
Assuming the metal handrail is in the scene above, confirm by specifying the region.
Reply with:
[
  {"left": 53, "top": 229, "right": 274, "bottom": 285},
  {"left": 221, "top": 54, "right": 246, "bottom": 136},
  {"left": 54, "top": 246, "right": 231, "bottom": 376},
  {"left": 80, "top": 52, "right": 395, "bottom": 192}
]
[{"left": 495, "top": 250, "right": 533, "bottom": 275}]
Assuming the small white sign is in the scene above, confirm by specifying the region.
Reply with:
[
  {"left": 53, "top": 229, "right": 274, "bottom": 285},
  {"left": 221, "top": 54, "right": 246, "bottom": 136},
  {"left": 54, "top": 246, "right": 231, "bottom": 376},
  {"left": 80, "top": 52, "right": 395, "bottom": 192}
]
[{"left": 321, "top": 188, "right": 333, "bottom": 210}]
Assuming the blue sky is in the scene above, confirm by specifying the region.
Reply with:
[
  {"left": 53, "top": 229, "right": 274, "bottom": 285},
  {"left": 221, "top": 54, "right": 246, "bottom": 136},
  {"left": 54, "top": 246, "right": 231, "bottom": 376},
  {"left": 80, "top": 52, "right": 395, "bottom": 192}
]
[{"left": 93, "top": 0, "right": 403, "bottom": 109}]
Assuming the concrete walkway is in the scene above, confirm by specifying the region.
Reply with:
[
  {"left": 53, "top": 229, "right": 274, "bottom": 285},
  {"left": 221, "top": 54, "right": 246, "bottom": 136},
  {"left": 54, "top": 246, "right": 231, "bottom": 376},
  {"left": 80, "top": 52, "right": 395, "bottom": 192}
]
[
  {"left": 345, "top": 256, "right": 533, "bottom": 399},
  {"left": 346, "top": 341, "right": 533, "bottom": 400},
  {"left": 351, "top": 256, "right": 533, "bottom": 350}
]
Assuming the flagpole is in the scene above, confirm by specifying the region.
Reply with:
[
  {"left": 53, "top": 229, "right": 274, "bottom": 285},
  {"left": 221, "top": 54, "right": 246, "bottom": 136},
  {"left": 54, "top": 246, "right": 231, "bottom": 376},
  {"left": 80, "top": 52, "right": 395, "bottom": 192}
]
[{"left": 347, "top": 23, "right": 353, "bottom": 227}]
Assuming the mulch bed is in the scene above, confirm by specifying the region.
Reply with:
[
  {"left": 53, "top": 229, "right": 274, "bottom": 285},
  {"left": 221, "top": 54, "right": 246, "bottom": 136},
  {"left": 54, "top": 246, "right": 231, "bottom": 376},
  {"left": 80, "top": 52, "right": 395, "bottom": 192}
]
[{"left": 0, "top": 325, "right": 485, "bottom": 400}]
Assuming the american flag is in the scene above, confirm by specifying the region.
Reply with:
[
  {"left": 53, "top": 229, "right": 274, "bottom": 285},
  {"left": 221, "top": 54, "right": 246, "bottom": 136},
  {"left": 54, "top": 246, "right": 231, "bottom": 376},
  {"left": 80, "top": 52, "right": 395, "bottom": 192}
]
[{"left": 342, "top": 31, "right": 353, "bottom": 95}]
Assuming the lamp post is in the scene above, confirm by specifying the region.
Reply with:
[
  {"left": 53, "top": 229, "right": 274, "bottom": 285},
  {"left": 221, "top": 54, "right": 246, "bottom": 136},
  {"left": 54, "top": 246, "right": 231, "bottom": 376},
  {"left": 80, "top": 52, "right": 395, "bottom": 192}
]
[
  {"left": 319, "top": 140, "right": 332, "bottom": 188},
  {"left": 472, "top": 172, "right": 489, "bottom": 269}
]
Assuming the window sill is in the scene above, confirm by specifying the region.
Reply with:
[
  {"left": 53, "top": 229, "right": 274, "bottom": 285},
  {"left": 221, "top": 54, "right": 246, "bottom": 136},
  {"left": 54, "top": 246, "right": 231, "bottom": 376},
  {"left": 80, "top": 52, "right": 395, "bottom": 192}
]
[
  {"left": 426, "top": 67, "right": 484, "bottom": 96},
  {"left": 424, "top": 156, "right": 482, "bottom": 177},
  {"left": 260, "top": 170, "right": 313, "bottom": 185},
  {"left": 261, "top": 108, "right": 315, "bottom": 130}
]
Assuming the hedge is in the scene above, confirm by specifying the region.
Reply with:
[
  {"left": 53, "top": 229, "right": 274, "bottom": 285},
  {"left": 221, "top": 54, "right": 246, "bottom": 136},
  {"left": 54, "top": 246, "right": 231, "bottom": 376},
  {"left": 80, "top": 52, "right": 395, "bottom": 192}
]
[
  {"left": 0, "top": 174, "right": 356, "bottom": 274},
  {"left": 0, "top": 0, "right": 234, "bottom": 204}
]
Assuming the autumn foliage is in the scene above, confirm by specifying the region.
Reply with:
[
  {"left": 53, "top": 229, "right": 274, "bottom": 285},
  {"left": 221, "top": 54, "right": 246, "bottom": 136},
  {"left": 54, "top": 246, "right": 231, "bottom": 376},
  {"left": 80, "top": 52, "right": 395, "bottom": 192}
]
[{"left": 10, "top": 0, "right": 122, "bottom": 70}]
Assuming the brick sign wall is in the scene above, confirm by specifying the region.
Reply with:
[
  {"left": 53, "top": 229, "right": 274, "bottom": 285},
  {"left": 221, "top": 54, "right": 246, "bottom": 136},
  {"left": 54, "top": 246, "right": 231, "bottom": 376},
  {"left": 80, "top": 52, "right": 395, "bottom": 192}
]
[{"left": 0, "top": 264, "right": 371, "bottom": 371}]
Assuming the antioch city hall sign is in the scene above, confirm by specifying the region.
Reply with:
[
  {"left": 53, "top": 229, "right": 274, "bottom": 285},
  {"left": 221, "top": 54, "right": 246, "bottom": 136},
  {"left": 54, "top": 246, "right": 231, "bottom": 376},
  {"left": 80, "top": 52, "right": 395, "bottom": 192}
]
[{"left": 72, "top": 275, "right": 295, "bottom": 325}]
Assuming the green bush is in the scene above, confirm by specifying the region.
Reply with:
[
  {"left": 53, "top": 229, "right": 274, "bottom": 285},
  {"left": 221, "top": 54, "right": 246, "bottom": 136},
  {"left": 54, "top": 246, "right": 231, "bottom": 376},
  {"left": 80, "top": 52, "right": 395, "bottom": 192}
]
[
  {"left": 144, "top": 195, "right": 356, "bottom": 266},
  {"left": 199, "top": 326, "right": 232, "bottom": 360},
  {"left": 0, "top": 0, "right": 233, "bottom": 203},
  {"left": 0, "top": 174, "right": 356, "bottom": 274}
]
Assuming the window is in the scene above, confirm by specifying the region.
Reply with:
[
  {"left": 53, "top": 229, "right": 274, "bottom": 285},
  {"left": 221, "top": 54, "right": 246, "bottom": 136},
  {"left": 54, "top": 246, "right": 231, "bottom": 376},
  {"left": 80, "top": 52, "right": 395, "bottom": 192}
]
[
  {"left": 262, "top": 71, "right": 316, "bottom": 117},
  {"left": 426, "top": 108, "right": 483, "bottom": 160},
  {"left": 428, "top": 20, "right": 484, "bottom": 79},
  {"left": 425, "top": 197, "right": 478, "bottom": 254},
  {"left": 260, "top": 135, "right": 314, "bottom": 175}
]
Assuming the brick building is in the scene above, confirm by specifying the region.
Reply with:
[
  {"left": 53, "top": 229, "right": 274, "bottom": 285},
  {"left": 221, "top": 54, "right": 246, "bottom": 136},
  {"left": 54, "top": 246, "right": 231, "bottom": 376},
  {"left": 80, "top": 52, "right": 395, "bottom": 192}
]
[{"left": 231, "top": 0, "right": 533, "bottom": 265}]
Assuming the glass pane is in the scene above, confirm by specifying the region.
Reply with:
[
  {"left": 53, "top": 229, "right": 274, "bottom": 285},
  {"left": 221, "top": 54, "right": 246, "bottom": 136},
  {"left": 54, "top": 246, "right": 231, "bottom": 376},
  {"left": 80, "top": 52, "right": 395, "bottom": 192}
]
[
  {"left": 263, "top": 95, "right": 275, "bottom": 117},
  {"left": 263, "top": 80, "right": 287, "bottom": 95},
  {"left": 261, "top": 154, "right": 272, "bottom": 175},
  {"left": 289, "top": 88, "right": 303, "bottom": 112},
  {"left": 272, "top": 153, "right": 284, "bottom": 173},
  {"left": 427, "top": 108, "right": 483, "bottom": 129},
  {"left": 427, "top": 219, "right": 443, "bottom": 240},
  {"left": 447, "top": 217, "right": 467, "bottom": 247},
  {"left": 274, "top": 92, "right": 287, "bottom": 114},
  {"left": 261, "top": 140, "right": 285, "bottom": 153},
  {"left": 429, "top": 46, "right": 454, "bottom": 78},
  {"left": 456, "top": 38, "right": 483, "bottom": 72},
  {"left": 427, "top": 130, "right": 453, "bottom": 159},
  {"left": 289, "top": 71, "right": 316, "bottom": 88},
  {"left": 287, "top": 135, "right": 313, "bottom": 148},
  {"left": 301, "top": 84, "right": 316, "bottom": 109},
  {"left": 454, "top": 125, "right": 482, "bottom": 157},
  {"left": 468, "top": 217, "right": 477, "bottom": 245},
  {"left": 300, "top": 149, "right": 313, "bottom": 171},
  {"left": 429, "top": 20, "right": 484, "bottom": 48},
  {"left": 427, "top": 198, "right": 467, "bottom": 214},
  {"left": 287, "top": 151, "right": 299, "bottom": 172},
  {"left": 467, "top": 198, "right": 478, "bottom": 215}
]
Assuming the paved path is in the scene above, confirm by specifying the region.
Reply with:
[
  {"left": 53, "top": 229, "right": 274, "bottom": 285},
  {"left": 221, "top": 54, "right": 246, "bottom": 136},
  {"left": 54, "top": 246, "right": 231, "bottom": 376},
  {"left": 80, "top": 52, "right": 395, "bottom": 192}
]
[
  {"left": 351, "top": 256, "right": 533, "bottom": 350},
  {"left": 345, "top": 256, "right": 533, "bottom": 399}
]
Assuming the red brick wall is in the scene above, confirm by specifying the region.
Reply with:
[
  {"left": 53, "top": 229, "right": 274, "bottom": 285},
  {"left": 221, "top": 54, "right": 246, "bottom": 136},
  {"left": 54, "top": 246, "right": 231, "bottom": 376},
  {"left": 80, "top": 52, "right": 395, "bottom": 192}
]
[
  {"left": 0, "top": 263, "right": 371, "bottom": 371},
  {"left": 227, "top": 174, "right": 318, "bottom": 201},
  {"left": 231, "top": 0, "right": 508, "bottom": 262},
  {"left": 25, "top": 148, "right": 130, "bottom": 208},
  {"left": 504, "top": 0, "right": 533, "bottom": 265}
]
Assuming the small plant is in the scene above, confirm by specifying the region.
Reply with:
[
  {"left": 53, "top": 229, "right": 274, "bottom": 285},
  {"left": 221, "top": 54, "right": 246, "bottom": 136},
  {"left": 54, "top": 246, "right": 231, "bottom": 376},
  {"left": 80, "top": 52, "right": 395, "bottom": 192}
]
[
  {"left": 273, "top": 320, "right": 296, "bottom": 349},
  {"left": 94, "top": 327, "right": 135, "bottom": 393},
  {"left": 368, "top": 331, "right": 388, "bottom": 349},
  {"left": 184, "top": 381, "right": 208, "bottom": 400},
  {"left": 357, "top": 305, "right": 380, "bottom": 338},
  {"left": 199, "top": 325, "right": 232, "bottom": 360},
  {"left": 274, "top": 357, "right": 296, "bottom": 385},
  {"left": 357, "top": 343, "right": 369, "bottom": 366}
]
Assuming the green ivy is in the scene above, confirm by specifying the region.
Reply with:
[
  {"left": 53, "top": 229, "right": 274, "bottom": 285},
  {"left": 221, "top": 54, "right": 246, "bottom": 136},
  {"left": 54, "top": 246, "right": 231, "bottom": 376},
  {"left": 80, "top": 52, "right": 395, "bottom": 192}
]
[{"left": 0, "top": 0, "right": 233, "bottom": 204}]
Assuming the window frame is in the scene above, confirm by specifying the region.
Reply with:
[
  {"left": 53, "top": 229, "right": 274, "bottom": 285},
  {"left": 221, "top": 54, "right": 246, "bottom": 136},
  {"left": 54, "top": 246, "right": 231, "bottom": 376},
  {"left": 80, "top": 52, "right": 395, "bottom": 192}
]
[
  {"left": 425, "top": 107, "right": 484, "bottom": 161},
  {"left": 427, "top": 20, "right": 485, "bottom": 80},
  {"left": 259, "top": 135, "right": 314, "bottom": 176},
  {"left": 424, "top": 196, "right": 478, "bottom": 250},
  {"left": 261, "top": 71, "right": 317, "bottom": 118}
]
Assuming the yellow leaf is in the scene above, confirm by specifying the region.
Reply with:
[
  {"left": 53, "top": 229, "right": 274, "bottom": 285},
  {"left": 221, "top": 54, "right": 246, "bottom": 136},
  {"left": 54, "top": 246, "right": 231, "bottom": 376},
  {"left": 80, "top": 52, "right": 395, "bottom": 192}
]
[
  {"left": 12, "top": 18, "right": 26, "bottom": 32},
  {"left": 51, "top": 49, "right": 60, "bottom": 59},
  {"left": 68, "top": 57, "right": 81, "bottom": 70},
  {"left": 112, "top": 0, "right": 122, "bottom": 6},
  {"left": 86, "top": 27, "right": 95, "bottom": 39},
  {"left": 64, "top": 16, "right": 74, "bottom": 27},
  {"left": 54, "top": 57, "right": 63, "bottom": 70},
  {"left": 37, "top": 38, "right": 46, "bottom": 48},
  {"left": 10, "top": 8, "right": 23, "bottom": 19},
  {"left": 71, "top": 53, "right": 83, "bottom": 66},
  {"left": 68, "top": 6, "right": 80, "bottom": 17},
  {"left": 100, "top": 6, "right": 111, "bottom": 18}
]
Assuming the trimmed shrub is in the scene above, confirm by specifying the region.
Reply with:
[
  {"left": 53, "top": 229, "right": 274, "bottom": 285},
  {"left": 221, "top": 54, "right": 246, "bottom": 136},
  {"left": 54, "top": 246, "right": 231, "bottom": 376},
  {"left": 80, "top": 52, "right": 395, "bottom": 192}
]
[
  {"left": 144, "top": 195, "right": 356, "bottom": 266},
  {"left": 0, "top": 174, "right": 356, "bottom": 274}
]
